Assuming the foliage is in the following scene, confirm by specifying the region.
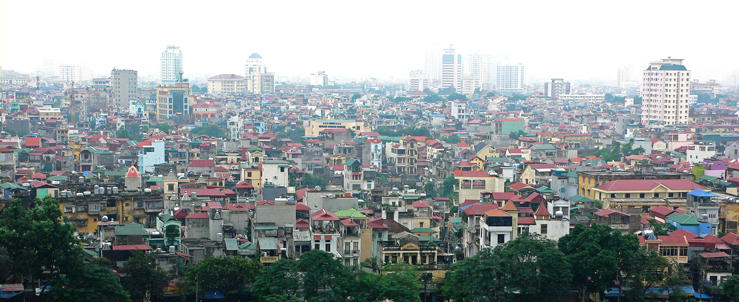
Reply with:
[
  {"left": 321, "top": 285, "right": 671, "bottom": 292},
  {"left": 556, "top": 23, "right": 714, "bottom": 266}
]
[
  {"left": 298, "top": 250, "right": 353, "bottom": 302},
  {"left": 588, "top": 139, "right": 644, "bottom": 162},
  {"left": 354, "top": 265, "right": 421, "bottom": 302},
  {"left": 441, "top": 134, "right": 461, "bottom": 144},
  {"left": 277, "top": 126, "right": 306, "bottom": 143},
  {"left": 121, "top": 252, "right": 169, "bottom": 302},
  {"left": 116, "top": 123, "right": 144, "bottom": 140},
  {"left": 447, "top": 92, "right": 467, "bottom": 101},
  {"left": 51, "top": 263, "right": 130, "bottom": 302},
  {"left": 392, "top": 96, "right": 412, "bottom": 103},
  {"left": 154, "top": 123, "right": 173, "bottom": 134},
  {"left": 442, "top": 176, "right": 456, "bottom": 200},
  {"left": 0, "top": 198, "right": 82, "bottom": 294},
  {"left": 443, "top": 235, "right": 570, "bottom": 301},
  {"left": 722, "top": 275, "right": 739, "bottom": 302},
  {"left": 558, "top": 224, "right": 640, "bottom": 301},
  {"left": 424, "top": 182, "right": 437, "bottom": 197},
  {"left": 351, "top": 93, "right": 362, "bottom": 101},
  {"left": 649, "top": 219, "right": 676, "bottom": 236},
  {"left": 302, "top": 173, "right": 329, "bottom": 189},
  {"left": 423, "top": 90, "right": 445, "bottom": 103},
  {"left": 183, "top": 256, "right": 261, "bottom": 295},
  {"left": 252, "top": 259, "right": 301, "bottom": 300},
  {"left": 376, "top": 126, "right": 430, "bottom": 138},
  {"left": 508, "top": 130, "right": 526, "bottom": 140},
  {"left": 191, "top": 124, "right": 227, "bottom": 138}
]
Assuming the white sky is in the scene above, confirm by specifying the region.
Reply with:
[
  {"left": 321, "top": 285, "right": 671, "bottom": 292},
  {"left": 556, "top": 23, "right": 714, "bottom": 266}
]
[{"left": 2, "top": 0, "right": 739, "bottom": 84}]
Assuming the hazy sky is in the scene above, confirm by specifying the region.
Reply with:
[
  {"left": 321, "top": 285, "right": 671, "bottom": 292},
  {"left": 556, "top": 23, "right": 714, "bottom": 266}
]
[{"left": 2, "top": 0, "right": 739, "bottom": 84}]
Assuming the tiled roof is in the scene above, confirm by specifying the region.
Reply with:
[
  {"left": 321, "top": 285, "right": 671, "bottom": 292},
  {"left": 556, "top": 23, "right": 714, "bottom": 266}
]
[
  {"left": 453, "top": 170, "right": 493, "bottom": 177},
  {"left": 595, "top": 179, "right": 704, "bottom": 191},
  {"left": 463, "top": 203, "right": 496, "bottom": 216},
  {"left": 485, "top": 208, "right": 511, "bottom": 217}
]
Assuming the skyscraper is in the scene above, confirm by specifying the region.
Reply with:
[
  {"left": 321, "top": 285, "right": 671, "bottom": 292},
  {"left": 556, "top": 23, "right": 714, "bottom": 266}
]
[
  {"left": 310, "top": 71, "right": 329, "bottom": 87},
  {"left": 245, "top": 53, "right": 275, "bottom": 94},
  {"left": 59, "top": 65, "right": 81, "bottom": 83},
  {"left": 441, "top": 47, "right": 463, "bottom": 93},
  {"left": 160, "top": 46, "right": 183, "bottom": 86},
  {"left": 544, "top": 78, "right": 571, "bottom": 99},
  {"left": 465, "top": 54, "right": 491, "bottom": 91},
  {"left": 111, "top": 69, "right": 138, "bottom": 109},
  {"left": 640, "top": 58, "right": 690, "bottom": 125},
  {"left": 496, "top": 64, "right": 525, "bottom": 94}
]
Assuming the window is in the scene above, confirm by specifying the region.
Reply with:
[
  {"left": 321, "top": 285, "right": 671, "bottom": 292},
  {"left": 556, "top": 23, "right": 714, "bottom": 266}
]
[
  {"left": 353, "top": 242, "right": 358, "bottom": 251},
  {"left": 314, "top": 242, "right": 320, "bottom": 250},
  {"left": 640, "top": 193, "right": 645, "bottom": 198},
  {"left": 280, "top": 167, "right": 285, "bottom": 173},
  {"left": 168, "top": 184, "right": 175, "bottom": 191},
  {"left": 420, "top": 222, "right": 424, "bottom": 228},
  {"left": 325, "top": 243, "right": 331, "bottom": 251},
  {"left": 247, "top": 172, "right": 252, "bottom": 177},
  {"left": 497, "top": 234, "right": 505, "bottom": 244},
  {"left": 541, "top": 224, "right": 548, "bottom": 235}
]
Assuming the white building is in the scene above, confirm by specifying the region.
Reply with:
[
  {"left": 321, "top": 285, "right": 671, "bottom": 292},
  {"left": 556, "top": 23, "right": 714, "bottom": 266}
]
[
  {"left": 245, "top": 53, "right": 275, "bottom": 94},
  {"left": 640, "top": 58, "right": 690, "bottom": 125},
  {"left": 138, "top": 140, "right": 165, "bottom": 174},
  {"left": 559, "top": 94, "right": 605, "bottom": 102},
  {"left": 686, "top": 143, "right": 716, "bottom": 164},
  {"left": 465, "top": 54, "right": 491, "bottom": 91},
  {"left": 261, "top": 159, "right": 289, "bottom": 188},
  {"left": 450, "top": 101, "right": 468, "bottom": 121},
  {"left": 407, "top": 70, "right": 430, "bottom": 92},
  {"left": 441, "top": 47, "right": 463, "bottom": 93},
  {"left": 544, "top": 78, "right": 571, "bottom": 98},
  {"left": 310, "top": 71, "right": 328, "bottom": 87},
  {"left": 227, "top": 116, "right": 243, "bottom": 141},
  {"left": 59, "top": 65, "right": 81, "bottom": 83},
  {"left": 496, "top": 64, "right": 525, "bottom": 94},
  {"left": 207, "top": 74, "right": 245, "bottom": 95},
  {"left": 111, "top": 69, "right": 138, "bottom": 109},
  {"left": 161, "top": 46, "right": 183, "bottom": 86}
]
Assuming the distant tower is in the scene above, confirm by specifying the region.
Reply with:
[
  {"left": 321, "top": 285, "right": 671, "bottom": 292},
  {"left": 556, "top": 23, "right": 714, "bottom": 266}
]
[
  {"left": 640, "top": 58, "right": 690, "bottom": 125},
  {"left": 160, "top": 46, "right": 183, "bottom": 86},
  {"left": 244, "top": 53, "right": 274, "bottom": 94},
  {"left": 441, "top": 47, "right": 463, "bottom": 93},
  {"left": 125, "top": 164, "right": 142, "bottom": 191},
  {"left": 111, "top": 69, "right": 138, "bottom": 109},
  {"left": 495, "top": 64, "right": 525, "bottom": 94}
]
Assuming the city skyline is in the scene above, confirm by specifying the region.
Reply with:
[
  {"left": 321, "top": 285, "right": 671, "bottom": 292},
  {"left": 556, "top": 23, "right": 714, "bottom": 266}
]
[{"left": 2, "top": 0, "right": 739, "bottom": 84}]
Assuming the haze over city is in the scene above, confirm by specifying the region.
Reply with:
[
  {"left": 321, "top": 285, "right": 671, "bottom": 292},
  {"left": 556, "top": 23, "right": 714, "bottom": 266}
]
[{"left": 2, "top": 0, "right": 739, "bottom": 83}]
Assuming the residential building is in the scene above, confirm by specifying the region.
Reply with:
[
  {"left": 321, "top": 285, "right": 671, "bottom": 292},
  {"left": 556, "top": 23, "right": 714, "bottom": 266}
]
[
  {"left": 686, "top": 143, "right": 716, "bottom": 164},
  {"left": 304, "top": 119, "right": 369, "bottom": 137},
  {"left": 59, "top": 65, "right": 81, "bottom": 83},
  {"left": 640, "top": 58, "right": 690, "bottom": 125},
  {"left": 577, "top": 170, "right": 688, "bottom": 201},
  {"left": 245, "top": 53, "right": 274, "bottom": 94},
  {"left": 496, "top": 64, "right": 525, "bottom": 94},
  {"left": 207, "top": 74, "right": 245, "bottom": 95},
  {"left": 407, "top": 70, "right": 430, "bottom": 92},
  {"left": 592, "top": 179, "right": 705, "bottom": 211},
  {"left": 454, "top": 170, "right": 505, "bottom": 205},
  {"left": 544, "top": 78, "right": 571, "bottom": 98},
  {"left": 310, "top": 71, "right": 328, "bottom": 87},
  {"left": 262, "top": 159, "right": 290, "bottom": 188},
  {"left": 111, "top": 69, "right": 138, "bottom": 109},
  {"left": 138, "top": 140, "right": 165, "bottom": 174},
  {"left": 161, "top": 46, "right": 183, "bottom": 86}
]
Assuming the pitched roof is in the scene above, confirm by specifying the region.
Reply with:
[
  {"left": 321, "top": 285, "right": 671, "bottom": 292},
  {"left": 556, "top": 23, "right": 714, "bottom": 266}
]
[
  {"left": 311, "top": 209, "right": 339, "bottom": 221},
  {"left": 509, "top": 181, "right": 534, "bottom": 191},
  {"left": 595, "top": 179, "right": 704, "bottom": 191},
  {"left": 721, "top": 233, "right": 739, "bottom": 246},
  {"left": 453, "top": 170, "right": 493, "bottom": 178},
  {"left": 650, "top": 206, "right": 674, "bottom": 217},
  {"left": 501, "top": 200, "right": 518, "bottom": 211},
  {"left": 189, "top": 159, "right": 215, "bottom": 168},
  {"left": 518, "top": 216, "right": 536, "bottom": 225},
  {"left": 463, "top": 203, "right": 497, "bottom": 216},
  {"left": 485, "top": 208, "right": 511, "bottom": 217},
  {"left": 534, "top": 202, "right": 550, "bottom": 216},
  {"left": 112, "top": 244, "right": 152, "bottom": 251},
  {"left": 412, "top": 200, "right": 430, "bottom": 208},
  {"left": 340, "top": 218, "right": 359, "bottom": 227}
]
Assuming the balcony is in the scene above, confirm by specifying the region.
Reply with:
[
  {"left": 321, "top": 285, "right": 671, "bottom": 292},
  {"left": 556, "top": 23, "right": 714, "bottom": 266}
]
[{"left": 260, "top": 256, "right": 279, "bottom": 264}]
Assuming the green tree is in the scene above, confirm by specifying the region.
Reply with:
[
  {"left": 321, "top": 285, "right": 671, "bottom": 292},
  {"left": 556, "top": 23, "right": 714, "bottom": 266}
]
[
  {"left": 623, "top": 248, "right": 669, "bottom": 301},
  {"left": 442, "top": 176, "right": 456, "bottom": 199},
  {"left": 252, "top": 259, "right": 301, "bottom": 300},
  {"left": 120, "top": 252, "right": 169, "bottom": 302},
  {"left": 50, "top": 263, "right": 130, "bottom": 302},
  {"left": 298, "top": 250, "right": 352, "bottom": 302},
  {"left": 183, "top": 256, "right": 261, "bottom": 296},
  {"left": 442, "top": 248, "right": 509, "bottom": 301},
  {"left": 498, "top": 234, "right": 572, "bottom": 300},
  {"left": 447, "top": 92, "right": 467, "bottom": 101},
  {"left": 442, "top": 134, "right": 461, "bottom": 144},
  {"left": 424, "top": 182, "right": 437, "bottom": 197},
  {"left": 649, "top": 219, "right": 676, "bottom": 236},
  {"left": 354, "top": 265, "right": 421, "bottom": 302},
  {"left": 722, "top": 274, "right": 739, "bottom": 302},
  {"left": 191, "top": 125, "right": 227, "bottom": 138},
  {"left": 155, "top": 123, "right": 173, "bottom": 134},
  {"left": 0, "top": 198, "right": 82, "bottom": 296},
  {"left": 558, "top": 224, "right": 640, "bottom": 302}
]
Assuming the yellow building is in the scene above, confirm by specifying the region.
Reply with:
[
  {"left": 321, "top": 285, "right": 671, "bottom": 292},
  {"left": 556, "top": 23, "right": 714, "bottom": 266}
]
[
  {"left": 59, "top": 193, "right": 162, "bottom": 234},
  {"left": 591, "top": 179, "right": 704, "bottom": 210},
  {"left": 577, "top": 171, "right": 687, "bottom": 201},
  {"left": 719, "top": 202, "right": 739, "bottom": 234},
  {"left": 382, "top": 242, "right": 438, "bottom": 266},
  {"left": 241, "top": 164, "right": 262, "bottom": 188},
  {"left": 304, "top": 119, "right": 369, "bottom": 137}
]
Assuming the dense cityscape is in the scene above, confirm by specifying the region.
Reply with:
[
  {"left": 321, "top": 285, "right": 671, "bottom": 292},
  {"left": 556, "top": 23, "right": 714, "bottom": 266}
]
[{"left": 2, "top": 2, "right": 739, "bottom": 302}]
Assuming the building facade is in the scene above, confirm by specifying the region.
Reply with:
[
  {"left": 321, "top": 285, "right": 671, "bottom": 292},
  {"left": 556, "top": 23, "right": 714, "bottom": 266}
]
[
  {"left": 640, "top": 58, "right": 690, "bottom": 125},
  {"left": 161, "top": 46, "right": 183, "bottom": 86},
  {"left": 441, "top": 47, "right": 463, "bottom": 93},
  {"left": 111, "top": 69, "right": 138, "bottom": 109},
  {"left": 496, "top": 64, "right": 525, "bottom": 94},
  {"left": 207, "top": 74, "right": 245, "bottom": 95}
]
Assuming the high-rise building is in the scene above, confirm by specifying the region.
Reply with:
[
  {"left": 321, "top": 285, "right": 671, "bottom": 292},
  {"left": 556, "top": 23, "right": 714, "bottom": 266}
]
[
  {"left": 544, "top": 78, "right": 571, "bottom": 98},
  {"left": 441, "top": 47, "right": 463, "bottom": 93},
  {"left": 640, "top": 58, "right": 690, "bottom": 125},
  {"left": 245, "top": 53, "right": 275, "bottom": 94},
  {"left": 310, "top": 71, "right": 329, "bottom": 87},
  {"left": 160, "top": 46, "right": 183, "bottom": 86},
  {"left": 59, "top": 65, "right": 81, "bottom": 83},
  {"left": 496, "top": 64, "right": 525, "bottom": 94},
  {"left": 617, "top": 66, "right": 631, "bottom": 89},
  {"left": 156, "top": 82, "right": 190, "bottom": 121},
  {"left": 111, "top": 69, "right": 138, "bottom": 109},
  {"left": 407, "top": 70, "right": 430, "bottom": 92},
  {"left": 465, "top": 54, "right": 492, "bottom": 91}
]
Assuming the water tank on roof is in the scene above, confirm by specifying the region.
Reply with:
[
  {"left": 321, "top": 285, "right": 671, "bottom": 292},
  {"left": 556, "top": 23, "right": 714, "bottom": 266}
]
[{"left": 555, "top": 210, "right": 564, "bottom": 219}]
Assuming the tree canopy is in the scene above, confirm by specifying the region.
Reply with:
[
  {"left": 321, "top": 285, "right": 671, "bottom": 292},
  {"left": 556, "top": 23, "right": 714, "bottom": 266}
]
[
  {"left": 183, "top": 256, "right": 261, "bottom": 295},
  {"left": 121, "top": 252, "right": 169, "bottom": 302}
]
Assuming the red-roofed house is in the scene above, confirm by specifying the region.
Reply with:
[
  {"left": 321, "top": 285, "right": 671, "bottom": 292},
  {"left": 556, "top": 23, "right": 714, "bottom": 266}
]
[{"left": 593, "top": 179, "right": 705, "bottom": 209}]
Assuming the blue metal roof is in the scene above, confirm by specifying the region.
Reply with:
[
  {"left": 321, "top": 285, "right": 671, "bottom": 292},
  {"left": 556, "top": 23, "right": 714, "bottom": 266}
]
[{"left": 688, "top": 189, "right": 718, "bottom": 197}]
